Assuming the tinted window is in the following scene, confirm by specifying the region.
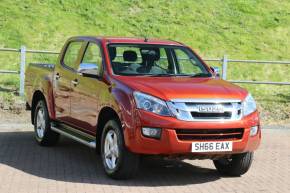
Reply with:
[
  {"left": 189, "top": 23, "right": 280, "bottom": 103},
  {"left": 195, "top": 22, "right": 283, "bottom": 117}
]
[{"left": 63, "top": 41, "right": 83, "bottom": 69}]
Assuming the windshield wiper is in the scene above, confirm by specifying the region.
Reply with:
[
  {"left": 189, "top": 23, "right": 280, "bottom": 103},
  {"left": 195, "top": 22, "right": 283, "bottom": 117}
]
[
  {"left": 117, "top": 73, "right": 212, "bottom": 77},
  {"left": 145, "top": 73, "right": 212, "bottom": 77},
  {"left": 156, "top": 73, "right": 212, "bottom": 77},
  {"left": 189, "top": 73, "right": 212, "bottom": 77},
  {"left": 146, "top": 74, "right": 176, "bottom": 77}
]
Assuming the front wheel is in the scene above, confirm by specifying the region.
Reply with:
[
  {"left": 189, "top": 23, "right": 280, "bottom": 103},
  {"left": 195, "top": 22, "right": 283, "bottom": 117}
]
[
  {"left": 213, "top": 152, "right": 254, "bottom": 176},
  {"left": 101, "top": 119, "right": 139, "bottom": 179}
]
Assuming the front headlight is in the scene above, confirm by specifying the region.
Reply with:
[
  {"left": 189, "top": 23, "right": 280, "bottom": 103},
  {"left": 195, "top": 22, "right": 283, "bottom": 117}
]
[
  {"left": 133, "top": 91, "right": 171, "bottom": 116},
  {"left": 243, "top": 94, "right": 257, "bottom": 116}
]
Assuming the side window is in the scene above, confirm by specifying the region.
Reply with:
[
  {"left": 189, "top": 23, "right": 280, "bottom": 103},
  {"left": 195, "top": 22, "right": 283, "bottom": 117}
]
[
  {"left": 81, "top": 43, "right": 102, "bottom": 74},
  {"left": 174, "top": 49, "right": 203, "bottom": 74},
  {"left": 63, "top": 41, "right": 83, "bottom": 69}
]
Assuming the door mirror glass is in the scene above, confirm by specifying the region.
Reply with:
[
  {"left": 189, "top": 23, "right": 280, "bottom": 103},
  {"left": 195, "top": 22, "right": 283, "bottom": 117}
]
[
  {"left": 78, "top": 63, "right": 99, "bottom": 77},
  {"left": 210, "top": 66, "right": 220, "bottom": 77}
]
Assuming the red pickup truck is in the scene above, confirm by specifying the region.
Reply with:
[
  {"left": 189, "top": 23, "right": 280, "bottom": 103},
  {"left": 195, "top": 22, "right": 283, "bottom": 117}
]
[{"left": 25, "top": 36, "right": 261, "bottom": 179}]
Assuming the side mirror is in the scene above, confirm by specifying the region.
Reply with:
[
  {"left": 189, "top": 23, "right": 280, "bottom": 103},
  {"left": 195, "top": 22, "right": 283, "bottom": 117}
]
[
  {"left": 78, "top": 63, "right": 99, "bottom": 78},
  {"left": 210, "top": 66, "right": 220, "bottom": 77}
]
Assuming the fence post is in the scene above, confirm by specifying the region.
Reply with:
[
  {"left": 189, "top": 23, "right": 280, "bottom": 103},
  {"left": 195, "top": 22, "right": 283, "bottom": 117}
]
[
  {"left": 222, "top": 55, "right": 228, "bottom": 80},
  {"left": 19, "top": 45, "right": 26, "bottom": 96}
]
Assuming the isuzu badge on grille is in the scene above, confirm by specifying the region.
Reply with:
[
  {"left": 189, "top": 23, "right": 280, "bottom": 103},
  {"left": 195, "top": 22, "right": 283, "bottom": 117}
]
[{"left": 197, "top": 104, "right": 224, "bottom": 113}]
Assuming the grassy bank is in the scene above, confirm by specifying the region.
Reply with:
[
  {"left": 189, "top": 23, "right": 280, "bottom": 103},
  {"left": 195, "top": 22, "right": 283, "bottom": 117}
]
[{"left": 0, "top": 0, "right": 289, "bottom": 123}]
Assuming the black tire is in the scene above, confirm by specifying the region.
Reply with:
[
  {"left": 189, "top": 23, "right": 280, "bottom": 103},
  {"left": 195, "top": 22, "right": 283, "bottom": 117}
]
[
  {"left": 213, "top": 152, "right": 254, "bottom": 176},
  {"left": 34, "top": 100, "right": 59, "bottom": 146},
  {"left": 101, "top": 119, "right": 139, "bottom": 179}
]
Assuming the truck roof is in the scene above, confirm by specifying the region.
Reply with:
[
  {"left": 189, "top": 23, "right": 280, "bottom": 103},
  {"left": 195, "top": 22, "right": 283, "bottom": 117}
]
[
  {"left": 72, "top": 36, "right": 185, "bottom": 46},
  {"left": 105, "top": 37, "right": 184, "bottom": 46}
]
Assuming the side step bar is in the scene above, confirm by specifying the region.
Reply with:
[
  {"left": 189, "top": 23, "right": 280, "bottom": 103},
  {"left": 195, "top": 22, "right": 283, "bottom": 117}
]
[{"left": 51, "top": 124, "right": 96, "bottom": 149}]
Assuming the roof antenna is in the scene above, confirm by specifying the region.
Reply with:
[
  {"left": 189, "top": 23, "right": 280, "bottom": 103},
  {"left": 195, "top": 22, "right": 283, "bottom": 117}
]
[{"left": 144, "top": 37, "right": 149, "bottom": 42}]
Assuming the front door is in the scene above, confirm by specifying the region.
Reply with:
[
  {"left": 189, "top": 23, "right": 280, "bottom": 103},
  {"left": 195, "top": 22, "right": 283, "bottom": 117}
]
[{"left": 70, "top": 41, "right": 106, "bottom": 135}]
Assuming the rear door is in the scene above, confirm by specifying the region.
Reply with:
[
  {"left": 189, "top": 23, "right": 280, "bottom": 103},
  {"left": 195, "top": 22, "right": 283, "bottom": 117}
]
[{"left": 53, "top": 40, "right": 85, "bottom": 123}]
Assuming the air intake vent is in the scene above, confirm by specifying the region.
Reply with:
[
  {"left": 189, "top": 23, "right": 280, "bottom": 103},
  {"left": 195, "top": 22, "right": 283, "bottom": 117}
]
[{"left": 175, "top": 128, "right": 244, "bottom": 141}]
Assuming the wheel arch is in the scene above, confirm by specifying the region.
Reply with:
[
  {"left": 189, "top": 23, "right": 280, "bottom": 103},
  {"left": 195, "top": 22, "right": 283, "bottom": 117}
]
[{"left": 96, "top": 106, "right": 121, "bottom": 152}]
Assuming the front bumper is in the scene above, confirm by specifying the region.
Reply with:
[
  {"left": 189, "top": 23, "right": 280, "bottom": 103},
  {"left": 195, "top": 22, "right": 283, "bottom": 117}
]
[{"left": 124, "top": 110, "right": 261, "bottom": 156}]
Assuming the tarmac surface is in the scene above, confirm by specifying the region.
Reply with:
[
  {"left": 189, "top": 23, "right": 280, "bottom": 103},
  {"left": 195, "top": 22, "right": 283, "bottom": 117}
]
[{"left": 0, "top": 121, "right": 289, "bottom": 193}]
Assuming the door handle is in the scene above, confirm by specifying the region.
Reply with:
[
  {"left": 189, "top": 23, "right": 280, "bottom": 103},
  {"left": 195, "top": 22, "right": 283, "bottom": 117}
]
[
  {"left": 55, "top": 73, "right": 60, "bottom": 80},
  {"left": 71, "top": 79, "right": 79, "bottom": 86}
]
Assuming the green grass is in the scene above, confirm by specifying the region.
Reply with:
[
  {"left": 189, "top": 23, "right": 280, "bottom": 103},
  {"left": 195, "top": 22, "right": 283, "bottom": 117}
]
[{"left": 0, "top": 0, "right": 289, "bottom": 123}]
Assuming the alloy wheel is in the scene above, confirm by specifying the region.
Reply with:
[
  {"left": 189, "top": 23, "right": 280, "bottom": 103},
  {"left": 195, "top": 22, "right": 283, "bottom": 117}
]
[
  {"left": 36, "top": 108, "right": 45, "bottom": 138},
  {"left": 104, "top": 130, "right": 119, "bottom": 170}
]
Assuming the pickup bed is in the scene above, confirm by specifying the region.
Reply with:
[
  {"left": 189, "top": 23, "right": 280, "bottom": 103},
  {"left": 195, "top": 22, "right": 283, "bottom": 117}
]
[{"left": 25, "top": 36, "right": 261, "bottom": 179}]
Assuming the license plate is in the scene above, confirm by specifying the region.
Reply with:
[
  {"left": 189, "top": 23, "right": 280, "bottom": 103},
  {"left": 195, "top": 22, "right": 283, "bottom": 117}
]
[{"left": 191, "top": 141, "right": 233, "bottom": 152}]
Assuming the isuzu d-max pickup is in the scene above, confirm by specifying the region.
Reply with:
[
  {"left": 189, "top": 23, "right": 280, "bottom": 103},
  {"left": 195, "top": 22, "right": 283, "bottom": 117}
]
[{"left": 25, "top": 36, "right": 261, "bottom": 179}]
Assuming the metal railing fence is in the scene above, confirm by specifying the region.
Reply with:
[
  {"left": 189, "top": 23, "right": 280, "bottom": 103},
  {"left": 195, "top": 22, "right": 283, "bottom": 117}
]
[
  {"left": 203, "top": 56, "right": 290, "bottom": 85},
  {"left": 0, "top": 46, "right": 290, "bottom": 96}
]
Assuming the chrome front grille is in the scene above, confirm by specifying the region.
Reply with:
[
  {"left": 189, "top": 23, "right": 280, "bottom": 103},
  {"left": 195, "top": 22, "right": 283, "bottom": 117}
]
[{"left": 167, "top": 99, "right": 242, "bottom": 121}]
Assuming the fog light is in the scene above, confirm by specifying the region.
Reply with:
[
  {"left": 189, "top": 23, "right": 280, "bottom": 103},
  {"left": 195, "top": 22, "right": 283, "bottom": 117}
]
[
  {"left": 250, "top": 126, "right": 259, "bottom": 136},
  {"left": 142, "top": 127, "right": 162, "bottom": 139}
]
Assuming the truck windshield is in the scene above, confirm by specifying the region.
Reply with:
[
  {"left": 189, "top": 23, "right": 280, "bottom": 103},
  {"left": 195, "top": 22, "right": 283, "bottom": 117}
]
[{"left": 108, "top": 44, "right": 212, "bottom": 77}]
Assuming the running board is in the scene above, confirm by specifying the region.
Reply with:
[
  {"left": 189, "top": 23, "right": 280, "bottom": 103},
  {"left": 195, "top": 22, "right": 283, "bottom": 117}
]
[{"left": 51, "top": 124, "right": 96, "bottom": 149}]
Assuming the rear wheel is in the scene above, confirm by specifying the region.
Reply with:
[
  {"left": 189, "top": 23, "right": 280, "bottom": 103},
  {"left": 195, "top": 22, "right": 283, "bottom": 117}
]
[
  {"left": 101, "top": 119, "right": 139, "bottom": 179},
  {"left": 213, "top": 152, "right": 253, "bottom": 176},
  {"left": 34, "top": 100, "right": 59, "bottom": 146}
]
